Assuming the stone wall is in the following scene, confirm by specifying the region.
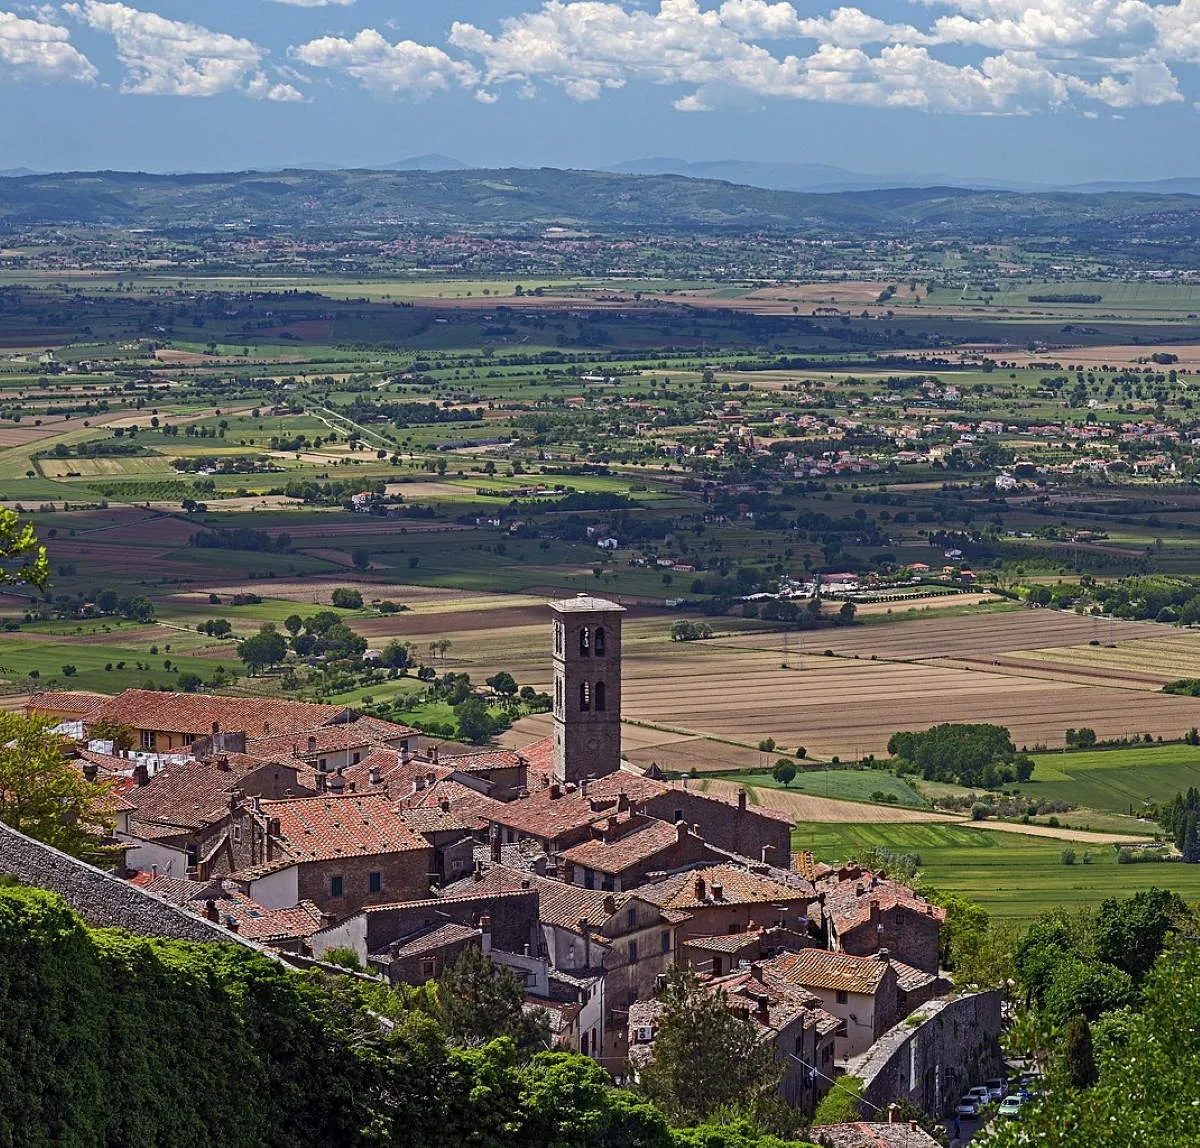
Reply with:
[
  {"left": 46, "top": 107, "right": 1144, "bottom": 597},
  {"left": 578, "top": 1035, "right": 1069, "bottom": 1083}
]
[
  {"left": 843, "top": 991, "right": 1003, "bottom": 1118},
  {"left": 0, "top": 818, "right": 254, "bottom": 946}
]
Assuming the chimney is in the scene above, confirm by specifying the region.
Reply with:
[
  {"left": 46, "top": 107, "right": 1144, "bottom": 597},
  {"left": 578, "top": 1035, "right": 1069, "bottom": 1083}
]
[
  {"left": 869, "top": 900, "right": 881, "bottom": 929},
  {"left": 133, "top": 763, "right": 149, "bottom": 786},
  {"left": 755, "top": 993, "right": 770, "bottom": 1022},
  {"left": 430, "top": 746, "right": 439, "bottom": 765},
  {"left": 656, "top": 972, "right": 668, "bottom": 993},
  {"left": 694, "top": 876, "right": 706, "bottom": 901},
  {"left": 617, "top": 790, "right": 629, "bottom": 812},
  {"left": 307, "top": 735, "right": 318, "bottom": 755},
  {"left": 749, "top": 961, "right": 763, "bottom": 981},
  {"left": 224, "top": 915, "right": 239, "bottom": 933},
  {"left": 480, "top": 914, "right": 491, "bottom": 933},
  {"left": 217, "top": 755, "right": 230, "bottom": 772},
  {"left": 316, "top": 773, "right": 328, "bottom": 794},
  {"left": 603, "top": 894, "right": 616, "bottom": 915},
  {"left": 549, "top": 782, "right": 562, "bottom": 800},
  {"left": 521, "top": 876, "right": 531, "bottom": 889},
  {"left": 81, "top": 761, "right": 98, "bottom": 783},
  {"left": 204, "top": 899, "right": 219, "bottom": 923},
  {"left": 348, "top": 782, "right": 357, "bottom": 794},
  {"left": 738, "top": 788, "right": 747, "bottom": 812},
  {"left": 211, "top": 721, "right": 220, "bottom": 737},
  {"left": 490, "top": 830, "right": 502, "bottom": 864},
  {"left": 369, "top": 764, "right": 381, "bottom": 786},
  {"left": 580, "top": 779, "right": 589, "bottom": 797},
  {"left": 877, "top": 947, "right": 890, "bottom": 964},
  {"left": 329, "top": 769, "right": 345, "bottom": 795},
  {"left": 676, "top": 820, "right": 688, "bottom": 843}
]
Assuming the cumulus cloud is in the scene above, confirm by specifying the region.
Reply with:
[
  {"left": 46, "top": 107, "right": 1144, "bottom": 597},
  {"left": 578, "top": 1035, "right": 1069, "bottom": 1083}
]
[
  {"left": 66, "top": 1, "right": 297, "bottom": 99},
  {"left": 293, "top": 28, "right": 477, "bottom": 95},
  {"left": 0, "top": 9, "right": 96, "bottom": 81}
]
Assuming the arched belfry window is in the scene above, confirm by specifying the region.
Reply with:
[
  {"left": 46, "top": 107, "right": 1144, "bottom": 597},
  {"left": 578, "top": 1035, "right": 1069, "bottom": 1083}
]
[
  {"left": 595, "top": 681, "right": 607, "bottom": 711},
  {"left": 580, "top": 682, "right": 591, "bottom": 711},
  {"left": 579, "top": 627, "right": 590, "bottom": 656},
  {"left": 554, "top": 623, "right": 563, "bottom": 655},
  {"left": 594, "top": 627, "right": 606, "bottom": 655}
]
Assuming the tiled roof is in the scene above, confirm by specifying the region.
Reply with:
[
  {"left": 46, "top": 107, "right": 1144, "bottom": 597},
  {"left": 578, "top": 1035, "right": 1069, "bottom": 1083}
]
[
  {"left": 264, "top": 793, "right": 429, "bottom": 863},
  {"left": 585, "top": 772, "right": 670, "bottom": 806},
  {"left": 521, "top": 736, "right": 555, "bottom": 785},
  {"left": 342, "top": 753, "right": 450, "bottom": 793},
  {"left": 559, "top": 817, "right": 680, "bottom": 874},
  {"left": 815, "top": 1123, "right": 941, "bottom": 1148},
  {"left": 401, "top": 775, "right": 504, "bottom": 830},
  {"left": 389, "top": 922, "right": 481, "bottom": 960},
  {"left": 448, "top": 865, "right": 644, "bottom": 932},
  {"left": 247, "top": 715, "right": 417, "bottom": 759},
  {"left": 444, "top": 748, "right": 526, "bottom": 773},
  {"left": 401, "top": 806, "right": 479, "bottom": 836},
  {"left": 124, "top": 754, "right": 302, "bottom": 831},
  {"left": 92, "top": 689, "right": 349, "bottom": 738},
  {"left": 681, "top": 931, "right": 765, "bottom": 955},
  {"left": 548, "top": 595, "right": 624, "bottom": 613},
  {"left": 144, "top": 876, "right": 324, "bottom": 943},
  {"left": 820, "top": 873, "right": 946, "bottom": 933},
  {"left": 486, "top": 788, "right": 611, "bottom": 841},
  {"left": 639, "top": 864, "right": 813, "bottom": 911},
  {"left": 768, "top": 948, "right": 891, "bottom": 995},
  {"left": 27, "top": 690, "right": 108, "bottom": 719},
  {"left": 890, "top": 958, "right": 939, "bottom": 993}
]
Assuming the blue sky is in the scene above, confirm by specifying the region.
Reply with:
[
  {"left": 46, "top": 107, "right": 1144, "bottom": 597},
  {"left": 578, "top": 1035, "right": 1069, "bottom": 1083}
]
[{"left": 1, "top": 0, "right": 1198, "bottom": 182}]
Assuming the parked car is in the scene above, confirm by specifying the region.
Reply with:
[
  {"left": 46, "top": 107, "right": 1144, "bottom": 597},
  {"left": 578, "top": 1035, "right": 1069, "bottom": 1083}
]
[
  {"left": 985, "top": 1078, "right": 1006, "bottom": 1102},
  {"left": 998, "top": 1095, "right": 1025, "bottom": 1118},
  {"left": 955, "top": 1096, "right": 981, "bottom": 1119},
  {"left": 967, "top": 1086, "right": 992, "bottom": 1107}
]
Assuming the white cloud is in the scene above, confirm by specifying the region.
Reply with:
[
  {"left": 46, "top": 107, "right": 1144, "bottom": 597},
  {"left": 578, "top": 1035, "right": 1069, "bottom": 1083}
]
[
  {"left": 0, "top": 9, "right": 96, "bottom": 81},
  {"left": 285, "top": 0, "right": 1200, "bottom": 116},
  {"left": 66, "top": 1, "right": 295, "bottom": 99},
  {"left": 293, "top": 28, "right": 477, "bottom": 95}
]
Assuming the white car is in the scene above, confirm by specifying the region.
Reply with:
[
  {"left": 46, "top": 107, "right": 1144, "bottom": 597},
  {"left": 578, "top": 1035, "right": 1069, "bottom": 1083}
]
[
  {"left": 955, "top": 1096, "right": 980, "bottom": 1119},
  {"left": 985, "top": 1078, "right": 1006, "bottom": 1102},
  {"left": 967, "top": 1086, "right": 992, "bottom": 1107}
]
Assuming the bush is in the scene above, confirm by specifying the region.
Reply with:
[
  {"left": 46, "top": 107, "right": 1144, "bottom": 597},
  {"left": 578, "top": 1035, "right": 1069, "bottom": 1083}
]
[
  {"left": 970, "top": 801, "right": 993, "bottom": 821},
  {"left": 331, "top": 588, "right": 364, "bottom": 610},
  {"left": 1061, "top": 848, "right": 1077, "bottom": 866}
]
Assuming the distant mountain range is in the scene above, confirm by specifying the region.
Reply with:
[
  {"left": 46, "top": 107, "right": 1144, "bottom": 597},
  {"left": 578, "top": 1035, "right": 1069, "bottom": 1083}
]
[{"left": 1, "top": 167, "right": 1199, "bottom": 250}]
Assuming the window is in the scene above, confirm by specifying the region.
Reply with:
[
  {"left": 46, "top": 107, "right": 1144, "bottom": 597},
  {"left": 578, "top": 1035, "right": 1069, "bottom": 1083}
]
[
  {"left": 579, "top": 681, "right": 591, "bottom": 711},
  {"left": 422, "top": 959, "right": 436, "bottom": 980},
  {"left": 140, "top": 730, "right": 157, "bottom": 750},
  {"left": 555, "top": 677, "right": 563, "bottom": 714},
  {"left": 318, "top": 758, "right": 327, "bottom": 770},
  {"left": 661, "top": 930, "right": 671, "bottom": 953},
  {"left": 673, "top": 808, "right": 683, "bottom": 824},
  {"left": 594, "top": 681, "right": 606, "bottom": 711},
  {"left": 232, "top": 823, "right": 242, "bottom": 844},
  {"left": 554, "top": 623, "right": 563, "bottom": 655},
  {"left": 185, "top": 844, "right": 198, "bottom": 868},
  {"left": 835, "top": 990, "right": 848, "bottom": 1005},
  {"left": 627, "top": 907, "right": 637, "bottom": 928},
  {"left": 352, "top": 752, "right": 361, "bottom": 765},
  {"left": 330, "top": 875, "right": 344, "bottom": 899},
  {"left": 579, "top": 627, "right": 590, "bottom": 656},
  {"left": 368, "top": 871, "right": 382, "bottom": 894},
  {"left": 628, "top": 940, "right": 638, "bottom": 963},
  {"left": 594, "top": 627, "right": 606, "bottom": 655}
]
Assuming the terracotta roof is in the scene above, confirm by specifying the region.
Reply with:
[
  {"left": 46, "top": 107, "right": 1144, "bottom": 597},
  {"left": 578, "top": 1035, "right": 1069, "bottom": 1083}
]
[
  {"left": 247, "top": 715, "right": 418, "bottom": 759},
  {"left": 389, "top": 922, "right": 481, "bottom": 960},
  {"left": 144, "top": 876, "right": 324, "bottom": 943},
  {"left": 342, "top": 753, "right": 450, "bottom": 793},
  {"left": 820, "top": 873, "right": 946, "bottom": 934},
  {"left": 444, "top": 748, "right": 526, "bottom": 774},
  {"left": 27, "top": 690, "right": 108, "bottom": 720},
  {"left": 401, "top": 806, "right": 479, "bottom": 836},
  {"left": 486, "top": 787, "right": 611, "bottom": 841},
  {"left": 639, "top": 864, "right": 813, "bottom": 911},
  {"left": 681, "top": 931, "right": 766, "bottom": 955},
  {"left": 91, "top": 689, "right": 349, "bottom": 738},
  {"left": 521, "top": 736, "right": 555, "bottom": 785},
  {"left": 124, "top": 755, "right": 305, "bottom": 831},
  {"left": 264, "top": 793, "right": 429, "bottom": 863},
  {"left": 401, "top": 775, "right": 504, "bottom": 830},
  {"left": 768, "top": 948, "right": 892, "bottom": 995},
  {"left": 559, "top": 817, "right": 681, "bottom": 875},
  {"left": 585, "top": 772, "right": 670, "bottom": 805}
]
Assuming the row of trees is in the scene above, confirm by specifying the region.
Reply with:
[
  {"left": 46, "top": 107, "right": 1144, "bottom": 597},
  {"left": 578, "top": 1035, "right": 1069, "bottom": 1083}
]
[{"left": 888, "top": 722, "right": 1034, "bottom": 787}]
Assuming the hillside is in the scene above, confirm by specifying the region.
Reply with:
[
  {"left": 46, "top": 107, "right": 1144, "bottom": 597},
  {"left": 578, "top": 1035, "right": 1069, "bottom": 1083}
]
[{"left": 1, "top": 167, "right": 1200, "bottom": 243}]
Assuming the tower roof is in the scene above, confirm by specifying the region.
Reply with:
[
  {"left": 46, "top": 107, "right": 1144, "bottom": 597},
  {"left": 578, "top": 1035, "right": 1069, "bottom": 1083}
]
[{"left": 548, "top": 594, "right": 625, "bottom": 614}]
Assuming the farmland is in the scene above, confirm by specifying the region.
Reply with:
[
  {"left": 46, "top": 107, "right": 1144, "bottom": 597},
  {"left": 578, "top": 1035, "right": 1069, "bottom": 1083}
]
[{"left": 790, "top": 821, "right": 1200, "bottom": 921}]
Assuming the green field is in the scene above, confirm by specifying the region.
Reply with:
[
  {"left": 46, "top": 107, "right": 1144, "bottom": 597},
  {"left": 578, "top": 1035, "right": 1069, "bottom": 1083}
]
[
  {"left": 1021, "top": 744, "right": 1200, "bottom": 816},
  {"left": 707, "top": 768, "right": 929, "bottom": 808},
  {"left": 790, "top": 821, "right": 1200, "bottom": 921}
]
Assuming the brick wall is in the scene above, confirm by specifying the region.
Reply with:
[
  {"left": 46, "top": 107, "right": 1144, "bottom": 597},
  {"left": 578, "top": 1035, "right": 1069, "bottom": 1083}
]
[
  {"left": 840, "top": 904, "right": 941, "bottom": 974},
  {"left": 297, "top": 848, "right": 434, "bottom": 917},
  {"left": 644, "top": 790, "right": 791, "bottom": 865}
]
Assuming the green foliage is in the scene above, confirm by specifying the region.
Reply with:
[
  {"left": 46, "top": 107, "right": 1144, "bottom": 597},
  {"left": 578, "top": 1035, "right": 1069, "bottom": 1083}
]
[
  {"left": 988, "top": 944, "right": 1200, "bottom": 1148},
  {"left": 771, "top": 760, "right": 797, "bottom": 787},
  {"left": 239, "top": 625, "right": 288, "bottom": 674},
  {"left": 887, "top": 723, "right": 1030, "bottom": 787},
  {"left": 331, "top": 587, "right": 364, "bottom": 610},
  {"left": 1091, "top": 887, "right": 1189, "bottom": 982},
  {"left": 670, "top": 619, "right": 714, "bottom": 642},
  {"left": 0, "top": 506, "right": 49, "bottom": 588},
  {"left": 1062, "top": 1015, "right": 1097, "bottom": 1089},
  {"left": 0, "top": 712, "right": 113, "bottom": 859},
  {"left": 1159, "top": 786, "right": 1200, "bottom": 859},
  {"left": 638, "top": 969, "right": 783, "bottom": 1129},
  {"left": 454, "top": 696, "right": 496, "bottom": 744},
  {"left": 1042, "top": 958, "right": 1135, "bottom": 1024},
  {"left": 809, "top": 1076, "right": 862, "bottom": 1126}
]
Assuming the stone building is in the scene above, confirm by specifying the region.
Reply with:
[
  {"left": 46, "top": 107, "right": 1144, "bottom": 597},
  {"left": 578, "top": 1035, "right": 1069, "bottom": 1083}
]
[{"left": 550, "top": 594, "right": 625, "bottom": 785}]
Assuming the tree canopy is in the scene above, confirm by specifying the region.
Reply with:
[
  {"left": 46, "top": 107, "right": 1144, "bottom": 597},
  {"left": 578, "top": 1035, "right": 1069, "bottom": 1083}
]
[{"left": 887, "top": 722, "right": 1032, "bottom": 787}]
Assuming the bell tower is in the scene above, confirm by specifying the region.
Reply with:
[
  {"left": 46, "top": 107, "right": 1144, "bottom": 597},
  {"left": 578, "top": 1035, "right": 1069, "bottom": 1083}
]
[{"left": 550, "top": 593, "right": 625, "bottom": 785}]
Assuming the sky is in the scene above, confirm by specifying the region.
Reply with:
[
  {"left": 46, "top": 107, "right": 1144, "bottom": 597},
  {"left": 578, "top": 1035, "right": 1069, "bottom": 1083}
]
[{"left": 1, "top": 0, "right": 1199, "bottom": 183}]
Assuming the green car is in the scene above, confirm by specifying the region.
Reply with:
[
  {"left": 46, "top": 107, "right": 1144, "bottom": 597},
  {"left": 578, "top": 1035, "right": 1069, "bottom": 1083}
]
[{"left": 998, "top": 1095, "right": 1025, "bottom": 1119}]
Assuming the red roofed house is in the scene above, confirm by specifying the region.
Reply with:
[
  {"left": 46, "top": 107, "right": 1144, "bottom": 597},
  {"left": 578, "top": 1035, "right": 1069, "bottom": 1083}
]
[{"left": 237, "top": 793, "right": 433, "bottom": 919}]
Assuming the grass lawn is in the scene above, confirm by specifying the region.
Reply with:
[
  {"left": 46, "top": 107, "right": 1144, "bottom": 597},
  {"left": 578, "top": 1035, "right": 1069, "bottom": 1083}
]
[
  {"left": 1020, "top": 743, "right": 1200, "bottom": 816},
  {"left": 789, "top": 821, "right": 1200, "bottom": 922},
  {"left": 709, "top": 768, "right": 930, "bottom": 809}
]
